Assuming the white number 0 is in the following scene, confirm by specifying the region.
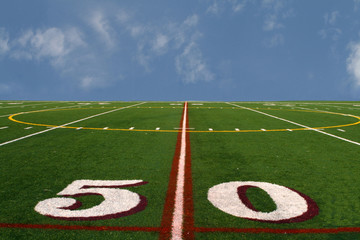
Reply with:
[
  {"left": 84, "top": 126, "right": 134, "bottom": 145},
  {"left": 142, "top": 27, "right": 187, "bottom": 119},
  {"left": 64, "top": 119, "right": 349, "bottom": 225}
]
[
  {"left": 208, "top": 181, "right": 318, "bottom": 223},
  {"left": 34, "top": 180, "right": 147, "bottom": 220}
]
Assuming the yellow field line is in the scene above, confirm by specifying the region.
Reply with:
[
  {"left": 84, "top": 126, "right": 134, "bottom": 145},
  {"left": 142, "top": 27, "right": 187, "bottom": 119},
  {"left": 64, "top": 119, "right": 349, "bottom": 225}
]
[{"left": 8, "top": 107, "right": 360, "bottom": 133}]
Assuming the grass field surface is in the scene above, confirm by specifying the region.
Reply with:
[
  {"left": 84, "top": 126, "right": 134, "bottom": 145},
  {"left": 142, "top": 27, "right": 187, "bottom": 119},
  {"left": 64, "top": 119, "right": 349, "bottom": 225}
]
[{"left": 1, "top": 100, "right": 360, "bottom": 239}]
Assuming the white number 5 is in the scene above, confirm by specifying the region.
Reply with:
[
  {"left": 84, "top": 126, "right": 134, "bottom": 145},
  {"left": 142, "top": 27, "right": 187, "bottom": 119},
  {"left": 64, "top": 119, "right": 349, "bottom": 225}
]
[{"left": 35, "top": 180, "right": 147, "bottom": 220}]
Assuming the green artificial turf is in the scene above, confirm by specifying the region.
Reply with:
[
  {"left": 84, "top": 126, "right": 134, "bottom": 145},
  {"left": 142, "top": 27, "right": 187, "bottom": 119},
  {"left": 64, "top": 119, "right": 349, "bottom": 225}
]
[{"left": 2, "top": 100, "right": 360, "bottom": 239}]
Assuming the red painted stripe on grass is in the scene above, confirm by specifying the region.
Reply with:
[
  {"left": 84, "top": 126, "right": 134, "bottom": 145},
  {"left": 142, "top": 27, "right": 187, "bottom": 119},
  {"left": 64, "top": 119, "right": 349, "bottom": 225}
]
[
  {"left": 183, "top": 105, "right": 194, "bottom": 239},
  {"left": 0, "top": 223, "right": 160, "bottom": 232},
  {"left": 159, "top": 102, "right": 194, "bottom": 239},
  {"left": 3, "top": 223, "right": 360, "bottom": 235},
  {"left": 194, "top": 227, "right": 360, "bottom": 234},
  {"left": 159, "top": 103, "right": 185, "bottom": 239}
]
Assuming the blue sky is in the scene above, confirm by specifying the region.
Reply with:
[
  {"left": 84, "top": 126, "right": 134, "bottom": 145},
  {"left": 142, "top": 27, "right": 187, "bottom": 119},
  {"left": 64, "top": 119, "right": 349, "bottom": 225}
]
[{"left": 0, "top": 0, "right": 360, "bottom": 101}]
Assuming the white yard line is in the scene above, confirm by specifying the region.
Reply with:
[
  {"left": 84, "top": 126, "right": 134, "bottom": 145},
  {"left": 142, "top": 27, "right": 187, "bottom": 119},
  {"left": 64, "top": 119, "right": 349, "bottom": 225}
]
[
  {"left": 0, "top": 102, "right": 146, "bottom": 147},
  {"left": 171, "top": 102, "right": 188, "bottom": 240},
  {"left": 226, "top": 102, "right": 360, "bottom": 146},
  {"left": 0, "top": 102, "right": 64, "bottom": 110},
  {"left": 0, "top": 104, "right": 83, "bottom": 118}
]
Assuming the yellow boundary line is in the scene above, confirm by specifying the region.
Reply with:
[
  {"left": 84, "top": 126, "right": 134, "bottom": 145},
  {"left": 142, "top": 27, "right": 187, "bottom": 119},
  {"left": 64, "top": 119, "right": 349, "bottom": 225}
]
[{"left": 8, "top": 107, "right": 360, "bottom": 133}]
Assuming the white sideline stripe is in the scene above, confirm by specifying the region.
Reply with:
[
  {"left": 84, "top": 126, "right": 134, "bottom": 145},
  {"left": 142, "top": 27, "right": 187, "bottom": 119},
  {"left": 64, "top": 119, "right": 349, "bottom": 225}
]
[
  {"left": 0, "top": 104, "right": 85, "bottom": 118},
  {"left": 0, "top": 126, "right": 8, "bottom": 129},
  {"left": 0, "top": 102, "right": 146, "bottom": 147},
  {"left": 0, "top": 102, "right": 62, "bottom": 109},
  {"left": 171, "top": 102, "right": 187, "bottom": 240},
  {"left": 226, "top": 102, "right": 360, "bottom": 146}
]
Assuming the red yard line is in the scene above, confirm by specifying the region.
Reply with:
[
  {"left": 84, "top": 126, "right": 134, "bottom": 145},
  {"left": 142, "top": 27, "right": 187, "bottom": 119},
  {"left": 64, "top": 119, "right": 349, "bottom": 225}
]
[
  {"left": 183, "top": 106, "right": 194, "bottom": 239},
  {"left": 3, "top": 223, "right": 360, "bottom": 235},
  {"left": 0, "top": 223, "right": 160, "bottom": 232},
  {"left": 159, "top": 104, "right": 185, "bottom": 239},
  {"left": 159, "top": 102, "right": 194, "bottom": 239},
  {"left": 194, "top": 227, "right": 360, "bottom": 234}
]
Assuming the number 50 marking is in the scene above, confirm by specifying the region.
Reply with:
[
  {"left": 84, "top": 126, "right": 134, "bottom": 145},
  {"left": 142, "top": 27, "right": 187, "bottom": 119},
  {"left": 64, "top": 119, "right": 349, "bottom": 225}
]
[
  {"left": 35, "top": 179, "right": 318, "bottom": 223},
  {"left": 34, "top": 180, "right": 147, "bottom": 221}
]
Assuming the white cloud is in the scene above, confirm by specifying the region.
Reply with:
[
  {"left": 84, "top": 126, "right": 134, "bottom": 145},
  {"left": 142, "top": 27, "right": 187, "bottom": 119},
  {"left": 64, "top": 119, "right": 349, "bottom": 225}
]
[
  {"left": 152, "top": 33, "right": 169, "bottom": 55},
  {"left": 347, "top": 42, "right": 360, "bottom": 86},
  {"left": 117, "top": 9, "right": 130, "bottom": 24},
  {"left": 318, "top": 28, "right": 342, "bottom": 41},
  {"left": 116, "top": 12, "right": 208, "bottom": 79},
  {"left": 175, "top": 41, "right": 214, "bottom": 84},
  {"left": 261, "top": 0, "right": 284, "bottom": 11},
  {"left": 263, "top": 14, "right": 283, "bottom": 31},
  {"left": 264, "top": 34, "right": 284, "bottom": 47},
  {"left": 80, "top": 76, "right": 104, "bottom": 90},
  {"left": 206, "top": 0, "right": 246, "bottom": 15},
  {"left": 324, "top": 11, "right": 339, "bottom": 25},
  {"left": 89, "top": 11, "right": 115, "bottom": 48},
  {"left": 11, "top": 27, "right": 85, "bottom": 67},
  {"left": 261, "top": 0, "right": 292, "bottom": 33},
  {"left": 207, "top": 1, "right": 221, "bottom": 15},
  {"left": 184, "top": 14, "right": 199, "bottom": 27},
  {"left": 0, "top": 28, "right": 10, "bottom": 55},
  {"left": 129, "top": 25, "right": 146, "bottom": 38},
  {"left": 319, "top": 11, "right": 342, "bottom": 42},
  {"left": 232, "top": 2, "right": 246, "bottom": 12}
]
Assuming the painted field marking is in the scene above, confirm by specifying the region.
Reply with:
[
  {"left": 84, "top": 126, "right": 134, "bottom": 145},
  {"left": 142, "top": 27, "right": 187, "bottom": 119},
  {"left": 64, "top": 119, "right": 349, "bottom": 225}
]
[
  {"left": 9, "top": 103, "right": 360, "bottom": 133},
  {"left": 25, "top": 127, "right": 33, "bottom": 130},
  {"left": 0, "top": 104, "right": 81, "bottom": 118},
  {"left": 287, "top": 129, "right": 293, "bottom": 131},
  {"left": 103, "top": 127, "right": 109, "bottom": 130},
  {"left": 338, "top": 129, "right": 346, "bottom": 132},
  {"left": 173, "top": 127, "right": 195, "bottom": 130},
  {"left": 0, "top": 102, "right": 62, "bottom": 110},
  {"left": 171, "top": 102, "right": 188, "bottom": 240},
  {"left": 4, "top": 223, "right": 360, "bottom": 235},
  {"left": 76, "top": 127, "right": 83, "bottom": 130},
  {"left": 235, "top": 128, "right": 240, "bottom": 131},
  {"left": 0, "top": 126, "right": 8, "bottom": 129},
  {"left": 0, "top": 102, "right": 146, "bottom": 147},
  {"left": 129, "top": 127, "right": 135, "bottom": 130},
  {"left": 160, "top": 102, "right": 194, "bottom": 240},
  {"left": 156, "top": 127, "right": 160, "bottom": 131},
  {"left": 227, "top": 102, "right": 360, "bottom": 146},
  {"left": 261, "top": 128, "right": 266, "bottom": 131},
  {"left": 209, "top": 128, "right": 213, "bottom": 131}
]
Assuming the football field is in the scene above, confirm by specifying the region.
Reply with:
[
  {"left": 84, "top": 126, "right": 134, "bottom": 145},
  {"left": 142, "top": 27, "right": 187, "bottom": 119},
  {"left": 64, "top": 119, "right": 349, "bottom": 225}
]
[{"left": 1, "top": 100, "right": 360, "bottom": 239}]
